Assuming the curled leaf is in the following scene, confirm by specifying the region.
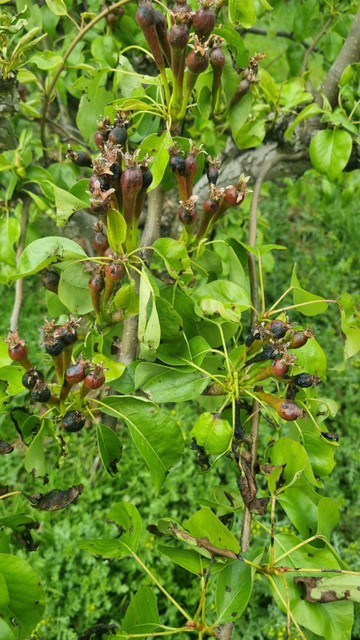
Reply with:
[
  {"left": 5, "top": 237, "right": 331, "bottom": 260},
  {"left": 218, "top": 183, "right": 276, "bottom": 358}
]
[{"left": 23, "top": 484, "right": 84, "bottom": 511}]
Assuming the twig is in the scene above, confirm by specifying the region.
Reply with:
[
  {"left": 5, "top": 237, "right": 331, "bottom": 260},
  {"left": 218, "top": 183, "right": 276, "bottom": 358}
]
[
  {"left": 300, "top": 16, "right": 334, "bottom": 76},
  {"left": 316, "top": 6, "right": 360, "bottom": 107},
  {"left": 9, "top": 199, "right": 30, "bottom": 332},
  {"left": 40, "top": 0, "right": 130, "bottom": 163}
]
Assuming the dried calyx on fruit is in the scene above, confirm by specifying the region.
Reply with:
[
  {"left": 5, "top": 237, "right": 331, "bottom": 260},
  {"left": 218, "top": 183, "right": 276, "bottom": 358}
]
[
  {"left": 22, "top": 368, "right": 45, "bottom": 390},
  {"left": 265, "top": 319, "right": 291, "bottom": 340},
  {"left": 90, "top": 179, "right": 115, "bottom": 214},
  {"left": 171, "top": 0, "right": 193, "bottom": 24},
  {"left": 66, "top": 146, "right": 92, "bottom": 168},
  {"left": 192, "top": 0, "right": 216, "bottom": 41},
  {"left": 229, "top": 52, "right": 266, "bottom": 110},
  {"left": 288, "top": 327, "right": 314, "bottom": 349},
  {"left": 178, "top": 195, "right": 198, "bottom": 225},
  {"left": 81, "top": 363, "right": 106, "bottom": 397},
  {"left": 6, "top": 331, "right": 33, "bottom": 369},
  {"left": 103, "top": 259, "right": 126, "bottom": 306},
  {"left": 31, "top": 381, "right": 52, "bottom": 403},
  {"left": 196, "top": 184, "right": 223, "bottom": 239}
]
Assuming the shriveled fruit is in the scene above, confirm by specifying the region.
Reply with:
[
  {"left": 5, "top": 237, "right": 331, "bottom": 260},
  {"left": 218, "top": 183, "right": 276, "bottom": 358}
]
[
  {"left": 31, "top": 382, "right": 51, "bottom": 403},
  {"left": 61, "top": 410, "right": 86, "bottom": 433},
  {"left": 22, "top": 368, "right": 44, "bottom": 390}
]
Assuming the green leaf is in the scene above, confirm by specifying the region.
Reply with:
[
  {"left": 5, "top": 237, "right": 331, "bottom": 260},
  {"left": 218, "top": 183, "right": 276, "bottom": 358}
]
[
  {"left": 138, "top": 130, "right": 172, "bottom": 190},
  {"left": 13, "top": 237, "right": 87, "bottom": 280},
  {"left": 215, "top": 26, "right": 248, "bottom": 67},
  {"left": 80, "top": 539, "right": 124, "bottom": 558},
  {"left": 92, "top": 354, "right": 125, "bottom": 383},
  {"left": 285, "top": 103, "right": 323, "bottom": 140},
  {"left": 114, "top": 283, "right": 139, "bottom": 317},
  {"left": 156, "top": 297, "right": 184, "bottom": 342},
  {"left": 215, "top": 559, "right": 253, "bottom": 623},
  {"left": 270, "top": 534, "right": 353, "bottom": 640},
  {"left": 233, "top": 117, "right": 266, "bottom": 150},
  {"left": 193, "top": 280, "right": 251, "bottom": 323},
  {"left": 96, "top": 424, "right": 123, "bottom": 477},
  {"left": 122, "top": 587, "right": 159, "bottom": 634},
  {"left": 309, "top": 129, "right": 352, "bottom": 180},
  {"left": 0, "top": 366, "right": 24, "bottom": 396},
  {"left": 291, "top": 264, "right": 328, "bottom": 316},
  {"left": 58, "top": 263, "right": 93, "bottom": 315},
  {"left": 46, "top": 0, "right": 67, "bottom": 15},
  {"left": 190, "top": 412, "right": 233, "bottom": 457},
  {"left": 339, "top": 308, "right": 360, "bottom": 360},
  {"left": 107, "top": 502, "right": 142, "bottom": 553},
  {"left": 138, "top": 267, "right": 161, "bottom": 359},
  {"left": 184, "top": 507, "right": 240, "bottom": 555},
  {"left": 268, "top": 438, "right": 307, "bottom": 492},
  {"left": 140, "top": 367, "right": 210, "bottom": 403},
  {"left": 53, "top": 185, "right": 89, "bottom": 226},
  {"left": 229, "top": 0, "right": 256, "bottom": 27},
  {"left": 158, "top": 545, "right": 215, "bottom": 575},
  {"left": 317, "top": 497, "right": 340, "bottom": 538},
  {"left": 291, "top": 337, "right": 327, "bottom": 377},
  {"left": 153, "top": 238, "right": 191, "bottom": 280},
  {"left": 107, "top": 209, "right": 126, "bottom": 253},
  {"left": 229, "top": 93, "right": 253, "bottom": 144},
  {"left": 24, "top": 423, "right": 47, "bottom": 477},
  {"left": 259, "top": 0, "right": 272, "bottom": 9},
  {"left": 294, "top": 574, "right": 360, "bottom": 603},
  {"left": 0, "top": 554, "right": 45, "bottom": 640},
  {"left": 99, "top": 396, "right": 184, "bottom": 490},
  {"left": 76, "top": 72, "right": 114, "bottom": 145},
  {"left": 279, "top": 78, "right": 313, "bottom": 109},
  {"left": 29, "top": 50, "right": 63, "bottom": 69}
]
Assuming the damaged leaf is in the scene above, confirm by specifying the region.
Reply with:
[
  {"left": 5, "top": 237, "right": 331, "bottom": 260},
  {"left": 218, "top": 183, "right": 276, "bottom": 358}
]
[
  {"left": 23, "top": 484, "right": 84, "bottom": 511},
  {"left": 294, "top": 574, "right": 360, "bottom": 604}
]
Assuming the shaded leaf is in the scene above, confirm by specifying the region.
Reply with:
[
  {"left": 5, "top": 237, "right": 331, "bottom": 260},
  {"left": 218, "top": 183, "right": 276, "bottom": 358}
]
[
  {"left": 13, "top": 237, "right": 87, "bottom": 280},
  {"left": 309, "top": 129, "right": 352, "bottom": 180},
  {"left": 96, "top": 424, "right": 123, "bottom": 477},
  {"left": 0, "top": 554, "right": 45, "bottom": 640},
  {"left": 122, "top": 586, "right": 159, "bottom": 633},
  {"left": 99, "top": 396, "right": 184, "bottom": 490},
  {"left": 291, "top": 264, "right": 328, "bottom": 316}
]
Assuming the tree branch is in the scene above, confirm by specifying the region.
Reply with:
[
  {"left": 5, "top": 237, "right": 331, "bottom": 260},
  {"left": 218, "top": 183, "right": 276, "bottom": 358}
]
[{"left": 316, "top": 7, "right": 360, "bottom": 106}]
